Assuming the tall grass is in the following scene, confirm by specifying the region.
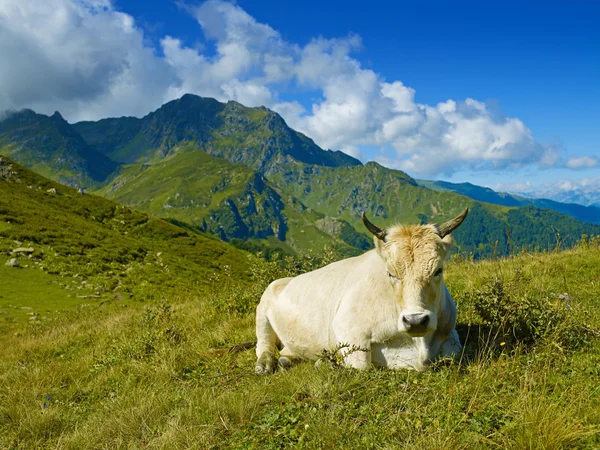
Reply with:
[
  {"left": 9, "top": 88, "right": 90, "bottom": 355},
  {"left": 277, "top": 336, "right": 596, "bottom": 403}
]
[{"left": 1, "top": 242, "right": 600, "bottom": 449}]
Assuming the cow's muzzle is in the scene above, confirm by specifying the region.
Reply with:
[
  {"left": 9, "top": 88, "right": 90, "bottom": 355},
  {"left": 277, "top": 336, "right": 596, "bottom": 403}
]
[{"left": 402, "top": 313, "right": 431, "bottom": 336}]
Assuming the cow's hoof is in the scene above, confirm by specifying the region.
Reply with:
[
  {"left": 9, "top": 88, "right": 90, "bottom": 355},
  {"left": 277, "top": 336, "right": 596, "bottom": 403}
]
[
  {"left": 278, "top": 356, "right": 293, "bottom": 370},
  {"left": 255, "top": 353, "right": 275, "bottom": 375}
]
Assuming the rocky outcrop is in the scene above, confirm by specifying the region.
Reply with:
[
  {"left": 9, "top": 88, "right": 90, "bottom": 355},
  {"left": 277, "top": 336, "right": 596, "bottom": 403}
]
[{"left": 5, "top": 258, "right": 20, "bottom": 267}]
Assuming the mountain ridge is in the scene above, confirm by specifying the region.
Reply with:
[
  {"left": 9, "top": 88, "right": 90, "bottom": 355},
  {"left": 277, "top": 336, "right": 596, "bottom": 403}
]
[
  {"left": 73, "top": 94, "right": 361, "bottom": 172},
  {"left": 2, "top": 94, "right": 599, "bottom": 258},
  {"left": 0, "top": 109, "right": 117, "bottom": 187}
]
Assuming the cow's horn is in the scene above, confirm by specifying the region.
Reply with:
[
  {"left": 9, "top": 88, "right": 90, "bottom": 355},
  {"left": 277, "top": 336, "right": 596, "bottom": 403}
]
[
  {"left": 362, "top": 212, "right": 387, "bottom": 241},
  {"left": 436, "top": 208, "right": 469, "bottom": 238}
]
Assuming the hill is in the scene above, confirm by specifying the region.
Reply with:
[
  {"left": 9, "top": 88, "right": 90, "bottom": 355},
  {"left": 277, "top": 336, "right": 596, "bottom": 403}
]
[
  {"left": 419, "top": 179, "right": 600, "bottom": 224},
  {"left": 97, "top": 144, "right": 370, "bottom": 256},
  {"left": 267, "top": 159, "right": 600, "bottom": 258},
  {"left": 0, "top": 156, "right": 250, "bottom": 326}
]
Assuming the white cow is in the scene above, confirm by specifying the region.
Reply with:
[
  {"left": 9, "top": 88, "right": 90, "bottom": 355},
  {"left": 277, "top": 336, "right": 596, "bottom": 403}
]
[{"left": 255, "top": 209, "right": 469, "bottom": 373}]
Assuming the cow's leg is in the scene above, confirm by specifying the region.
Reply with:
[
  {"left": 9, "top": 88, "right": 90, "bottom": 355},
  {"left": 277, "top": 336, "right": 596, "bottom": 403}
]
[
  {"left": 340, "top": 341, "right": 371, "bottom": 370},
  {"left": 255, "top": 303, "right": 277, "bottom": 375},
  {"left": 332, "top": 314, "right": 372, "bottom": 370},
  {"left": 278, "top": 346, "right": 302, "bottom": 370},
  {"left": 439, "top": 329, "right": 462, "bottom": 359}
]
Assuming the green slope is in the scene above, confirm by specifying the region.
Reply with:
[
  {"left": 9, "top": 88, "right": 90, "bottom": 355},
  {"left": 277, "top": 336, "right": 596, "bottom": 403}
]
[
  {"left": 267, "top": 160, "right": 600, "bottom": 258},
  {"left": 0, "top": 155, "right": 250, "bottom": 325},
  {"left": 95, "top": 143, "right": 369, "bottom": 255}
]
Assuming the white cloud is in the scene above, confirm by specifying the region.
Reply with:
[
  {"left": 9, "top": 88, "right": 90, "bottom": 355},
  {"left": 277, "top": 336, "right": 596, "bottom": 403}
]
[
  {"left": 565, "top": 156, "right": 600, "bottom": 169},
  {"left": 0, "top": 0, "right": 593, "bottom": 178},
  {"left": 492, "top": 181, "right": 533, "bottom": 193},
  {"left": 0, "top": 0, "right": 176, "bottom": 120}
]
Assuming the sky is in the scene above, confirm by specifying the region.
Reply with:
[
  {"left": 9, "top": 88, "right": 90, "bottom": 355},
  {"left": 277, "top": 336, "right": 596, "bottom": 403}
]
[{"left": 0, "top": 0, "right": 599, "bottom": 198}]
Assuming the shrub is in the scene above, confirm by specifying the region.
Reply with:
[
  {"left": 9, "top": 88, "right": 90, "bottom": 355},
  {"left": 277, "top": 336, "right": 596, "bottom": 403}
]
[{"left": 468, "top": 271, "right": 595, "bottom": 351}]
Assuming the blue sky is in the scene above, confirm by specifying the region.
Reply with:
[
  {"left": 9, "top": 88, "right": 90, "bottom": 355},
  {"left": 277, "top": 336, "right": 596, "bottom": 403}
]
[{"left": 1, "top": 0, "right": 599, "bottom": 195}]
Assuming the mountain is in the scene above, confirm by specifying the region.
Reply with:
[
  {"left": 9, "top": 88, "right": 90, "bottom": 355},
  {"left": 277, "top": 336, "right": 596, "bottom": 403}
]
[
  {"left": 419, "top": 179, "right": 600, "bottom": 224},
  {"left": 516, "top": 184, "right": 600, "bottom": 209},
  {"left": 265, "top": 159, "right": 600, "bottom": 257},
  {"left": 2, "top": 94, "right": 600, "bottom": 258},
  {"left": 97, "top": 144, "right": 370, "bottom": 255},
  {"left": 0, "top": 109, "right": 117, "bottom": 187},
  {"left": 73, "top": 94, "right": 360, "bottom": 172}
]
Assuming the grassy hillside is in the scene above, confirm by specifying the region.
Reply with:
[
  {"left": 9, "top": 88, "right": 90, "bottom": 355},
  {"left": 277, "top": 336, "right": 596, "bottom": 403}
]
[
  {"left": 268, "top": 160, "right": 600, "bottom": 258},
  {"left": 420, "top": 179, "right": 600, "bottom": 224},
  {"left": 96, "top": 144, "right": 369, "bottom": 256},
  {"left": 0, "top": 156, "right": 250, "bottom": 327},
  {"left": 1, "top": 231, "right": 599, "bottom": 447}
]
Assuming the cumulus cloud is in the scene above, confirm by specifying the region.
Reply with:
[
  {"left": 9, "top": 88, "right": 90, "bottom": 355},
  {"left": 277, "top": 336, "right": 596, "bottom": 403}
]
[
  {"left": 565, "top": 156, "right": 600, "bottom": 169},
  {"left": 0, "top": 0, "right": 176, "bottom": 120},
  {"left": 0, "top": 0, "right": 593, "bottom": 177}
]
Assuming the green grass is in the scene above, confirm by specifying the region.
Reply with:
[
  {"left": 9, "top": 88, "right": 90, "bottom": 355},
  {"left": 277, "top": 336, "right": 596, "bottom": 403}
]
[
  {"left": 0, "top": 156, "right": 251, "bottom": 331},
  {"left": 0, "top": 265, "right": 94, "bottom": 327},
  {"left": 1, "top": 241, "right": 599, "bottom": 448}
]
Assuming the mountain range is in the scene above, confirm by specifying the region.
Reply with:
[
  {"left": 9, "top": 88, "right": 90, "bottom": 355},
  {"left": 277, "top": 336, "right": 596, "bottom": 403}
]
[
  {"left": 517, "top": 185, "right": 600, "bottom": 208},
  {"left": 2, "top": 94, "right": 599, "bottom": 259},
  {"left": 418, "top": 179, "right": 600, "bottom": 225}
]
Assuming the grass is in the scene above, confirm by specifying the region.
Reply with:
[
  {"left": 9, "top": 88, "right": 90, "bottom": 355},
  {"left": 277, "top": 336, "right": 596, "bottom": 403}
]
[
  {"left": 0, "top": 156, "right": 250, "bottom": 332},
  {"left": 1, "top": 241, "right": 599, "bottom": 449},
  {"left": 0, "top": 264, "right": 98, "bottom": 327}
]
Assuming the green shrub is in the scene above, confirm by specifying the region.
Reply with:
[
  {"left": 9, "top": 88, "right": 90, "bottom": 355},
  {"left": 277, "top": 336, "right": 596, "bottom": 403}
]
[{"left": 469, "top": 272, "right": 595, "bottom": 351}]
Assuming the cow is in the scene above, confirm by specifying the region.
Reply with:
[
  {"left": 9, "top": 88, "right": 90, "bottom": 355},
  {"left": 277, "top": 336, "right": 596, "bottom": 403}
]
[{"left": 255, "top": 208, "right": 469, "bottom": 374}]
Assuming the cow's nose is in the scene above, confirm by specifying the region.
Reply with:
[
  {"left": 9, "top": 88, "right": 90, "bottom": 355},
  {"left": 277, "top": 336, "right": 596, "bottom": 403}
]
[{"left": 402, "top": 313, "right": 430, "bottom": 334}]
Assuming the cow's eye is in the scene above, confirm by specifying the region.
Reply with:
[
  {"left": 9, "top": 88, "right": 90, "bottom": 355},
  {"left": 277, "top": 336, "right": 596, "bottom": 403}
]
[
  {"left": 387, "top": 272, "right": 399, "bottom": 282},
  {"left": 434, "top": 267, "right": 443, "bottom": 277}
]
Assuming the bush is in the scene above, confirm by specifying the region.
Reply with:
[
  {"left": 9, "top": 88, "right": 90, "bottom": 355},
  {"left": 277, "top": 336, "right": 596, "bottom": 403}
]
[{"left": 469, "top": 271, "right": 595, "bottom": 351}]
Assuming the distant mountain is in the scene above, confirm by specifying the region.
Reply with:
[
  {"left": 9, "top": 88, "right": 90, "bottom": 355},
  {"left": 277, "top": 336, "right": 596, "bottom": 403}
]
[
  {"left": 517, "top": 185, "right": 600, "bottom": 209},
  {"left": 0, "top": 109, "right": 117, "bottom": 187},
  {"left": 419, "top": 179, "right": 600, "bottom": 224},
  {"left": 2, "top": 94, "right": 600, "bottom": 258}
]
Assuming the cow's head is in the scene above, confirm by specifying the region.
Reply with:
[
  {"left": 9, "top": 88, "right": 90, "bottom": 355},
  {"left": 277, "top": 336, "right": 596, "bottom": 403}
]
[{"left": 362, "top": 209, "right": 469, "bottom": 337}]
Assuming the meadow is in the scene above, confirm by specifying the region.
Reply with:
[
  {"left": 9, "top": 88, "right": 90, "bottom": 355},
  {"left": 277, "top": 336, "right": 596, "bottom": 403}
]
[{"left": 1, "top": 238, "right": 599, "bottom": 449}]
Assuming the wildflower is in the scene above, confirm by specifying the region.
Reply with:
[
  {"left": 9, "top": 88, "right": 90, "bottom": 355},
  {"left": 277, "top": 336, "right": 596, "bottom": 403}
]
[{"left": 500, "top": 342, "right": 506, "bottom": 346}]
